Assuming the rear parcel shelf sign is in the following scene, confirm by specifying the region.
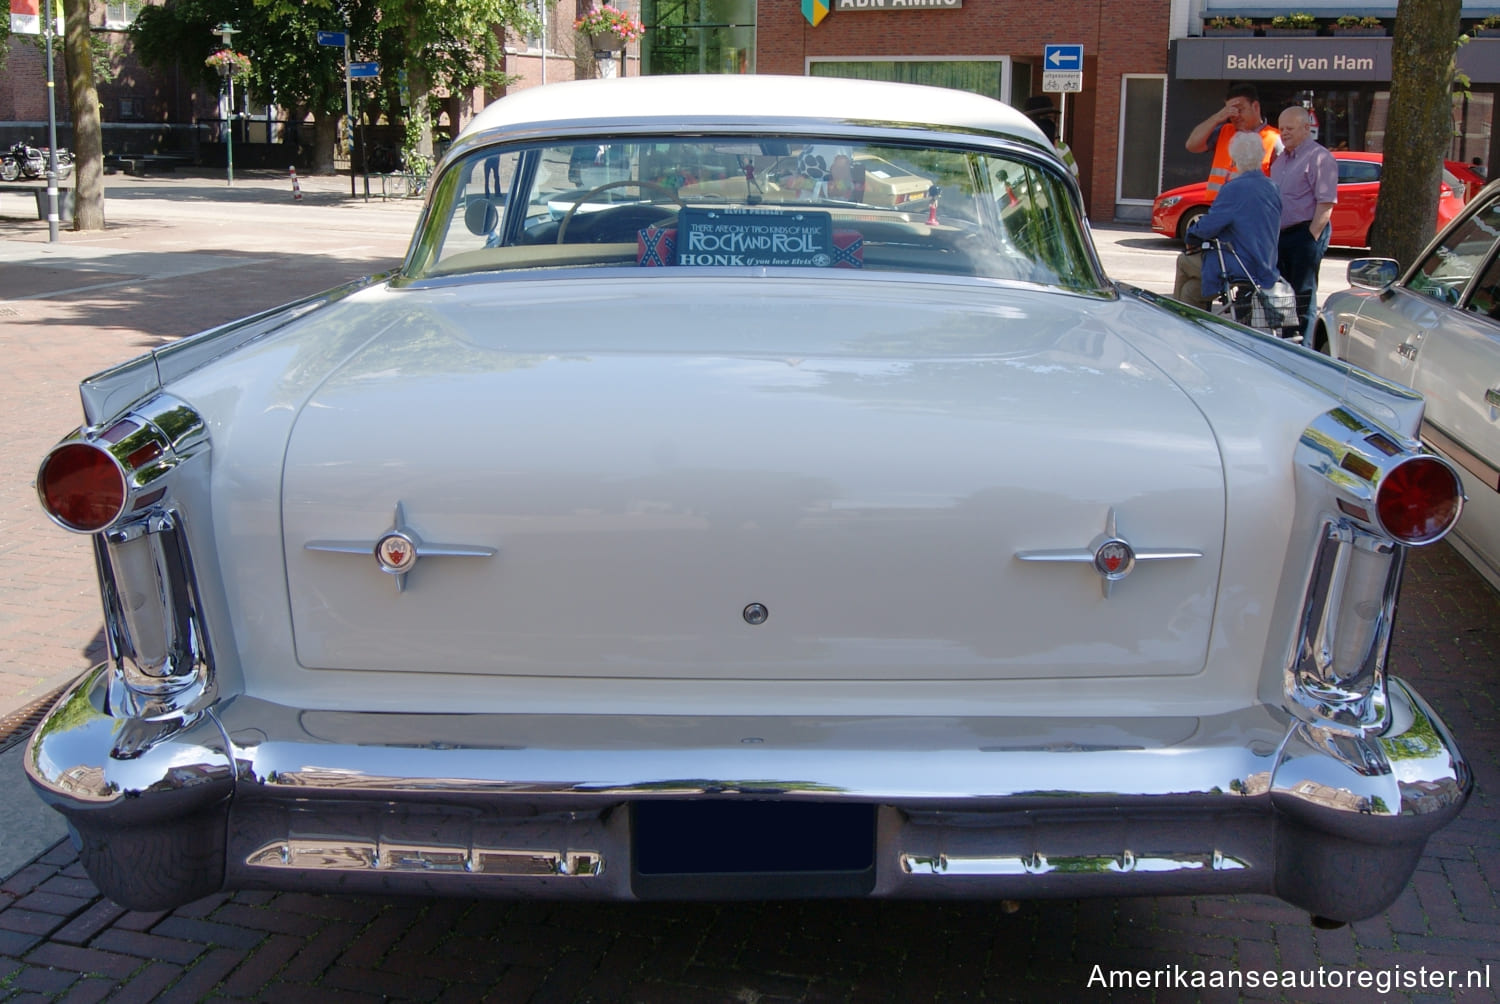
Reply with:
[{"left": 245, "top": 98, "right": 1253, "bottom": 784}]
[{"left": 678, "top": 209, "right": 835, "bottom": 266}]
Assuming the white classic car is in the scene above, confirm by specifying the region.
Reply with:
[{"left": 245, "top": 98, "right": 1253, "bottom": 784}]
[
  {"left": 1318, "top": 181, "right": 1500, "bottom": 593},
  {"left": 30, "top": 75, "right": 1471, "bottom": 922}
]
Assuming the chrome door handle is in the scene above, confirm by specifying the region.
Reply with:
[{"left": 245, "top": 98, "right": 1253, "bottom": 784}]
[
  {"left": 1397, "top": 341, "right": 1420, "bottom": 360},
  {"left": 1486, "top": 388, "right": 1500, "bottom": 408}
]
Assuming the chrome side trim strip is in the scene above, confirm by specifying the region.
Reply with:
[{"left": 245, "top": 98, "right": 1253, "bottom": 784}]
[
  {"left": 245, "top": 838, "right": 602, "bottom": 877},
  {"left": 1423, "top": 419, "right": 1500, "bottom": 493},
  {"left": 901, "top": 850, "right": 1249, "bottom": 876}
]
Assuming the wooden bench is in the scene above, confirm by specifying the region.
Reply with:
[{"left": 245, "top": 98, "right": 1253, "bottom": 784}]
[{"left": 104, "top": 153, "right": 193, "bottom": 176}]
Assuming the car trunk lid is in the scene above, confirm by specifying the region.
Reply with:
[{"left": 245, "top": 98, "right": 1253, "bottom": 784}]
[{"left": 281, "top": 278, "right": 1225, "bottom": 681}]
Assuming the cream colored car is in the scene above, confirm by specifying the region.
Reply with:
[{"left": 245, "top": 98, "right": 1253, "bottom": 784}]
[
  {"left": 1320, "top": 182, "right": 1500, "bottom": 593},
  {"left": 29, "top": 75, "right": 1469, "bottom": 923}
]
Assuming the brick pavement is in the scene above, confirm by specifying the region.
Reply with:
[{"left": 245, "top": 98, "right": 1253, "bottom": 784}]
[{"left": 1, "top": 181, "right": 1496, "bottom": 1001}]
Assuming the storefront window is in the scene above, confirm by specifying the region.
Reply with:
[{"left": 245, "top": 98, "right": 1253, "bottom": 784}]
[
  {"left": 642, "top": 0, "right": 756, "bottom": 75},
  {"left": 1245, "top": 88, "right": 1491, "bottom": 167},
  {"left": 1119, "top": 75, "right": 1165, "bottom": 203},
  {"left": 808, "top": 60, "right": 1007, "bottom": 102}
]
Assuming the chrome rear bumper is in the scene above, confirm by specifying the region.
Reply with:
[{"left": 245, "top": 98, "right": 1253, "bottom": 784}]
[{"left": 26, "top": 665, "right": 1469, "bottom": 919}]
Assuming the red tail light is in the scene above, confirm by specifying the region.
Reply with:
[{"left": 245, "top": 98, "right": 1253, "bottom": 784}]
[
  {"left": 37, "top": 442, "right": 127, "bottom": 532},
  {"left": 1375, "top": 456, "right": 1463, "bottom": 544}
]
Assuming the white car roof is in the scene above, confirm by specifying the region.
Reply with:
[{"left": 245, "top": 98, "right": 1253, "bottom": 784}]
[{"left": 458, "top": 74, "right": 1050, "bottom": 148}]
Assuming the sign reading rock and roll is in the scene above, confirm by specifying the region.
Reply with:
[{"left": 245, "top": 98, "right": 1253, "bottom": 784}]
[
  {"left": 832, "top": 0, "right": 962, "bottom": 10},
  {"left": 678, "top": 209, "right": 835, "bottom": 267}
]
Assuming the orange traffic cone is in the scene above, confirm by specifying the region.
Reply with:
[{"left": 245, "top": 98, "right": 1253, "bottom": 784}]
[{"left": 290, "top": 166, "right": 303, "bottom": 201}]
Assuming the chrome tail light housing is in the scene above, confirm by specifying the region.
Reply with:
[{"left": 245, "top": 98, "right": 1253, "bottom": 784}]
[
  {"left": 1289, "top": 408, "right": 1464, "bottom": 728},
  {"left": 36, "top": 396, "right": 213, "bottom": 718}
]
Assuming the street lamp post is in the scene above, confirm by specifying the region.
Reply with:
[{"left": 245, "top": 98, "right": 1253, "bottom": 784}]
[{"left": 216, "top": 23, "right": 239, "bottom": 186}]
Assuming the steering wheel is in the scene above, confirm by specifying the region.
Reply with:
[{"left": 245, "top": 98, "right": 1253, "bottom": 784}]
[{"left": 556, "top": 180, "right": 682, "bottom": 244}]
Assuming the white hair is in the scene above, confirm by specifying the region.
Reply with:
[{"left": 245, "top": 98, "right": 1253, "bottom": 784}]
[{"left": 1228, "top": 131, "right": 1264, "bottom": 174}]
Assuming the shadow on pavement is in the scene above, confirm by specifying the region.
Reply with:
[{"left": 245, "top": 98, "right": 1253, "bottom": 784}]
[
  {"left": 0, "top": 250, "right": 397, "bottom": 343},
  {"left": 1112, "top": 233, "right": 1182, "bottom": 252}
]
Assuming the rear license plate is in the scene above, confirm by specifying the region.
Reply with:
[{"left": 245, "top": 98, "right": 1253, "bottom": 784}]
[{"left": 631, "top": 801, "right": 876, "bottom": 900}]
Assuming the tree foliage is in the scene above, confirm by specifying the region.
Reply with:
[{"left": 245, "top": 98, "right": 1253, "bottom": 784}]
[
  {"left": 257, "top": 0, "right": 539, "bottom": 163},
  {"left": 1368, "top": 0, "right": 1464, "bottom": 267},
  {"left": 131, "top": 0, "right": 385, "bottom": 170},
  {"left": 131, "top": 0, "right": 539, "bottom": 170},
  {"left": 131, "top": 0, "right": 364, "bottom": 113}
]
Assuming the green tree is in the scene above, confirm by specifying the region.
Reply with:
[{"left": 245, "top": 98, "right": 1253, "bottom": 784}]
[
  {"left": 261, "top": 0, "right": 539, "bottom": 166},
  {"left": 1368, "top": 0, "right": 1464, "bottom": 267},
  {"left": 391, "top": 0, "right": 537, "bottom": 161},
  {"left": 133, "top": 0, "right": 539, "bottom": 174},
  {"left": 132, "top": 0, "right": 377, "bottom": 173}
]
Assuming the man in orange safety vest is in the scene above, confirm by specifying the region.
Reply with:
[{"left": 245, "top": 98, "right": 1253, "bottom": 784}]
[
  {"left": 1185, "top": 82, "right": 1282, "bottom": 195},
  {"left": 1173, "top": 82, "right": 1284, "bottom": 307}
]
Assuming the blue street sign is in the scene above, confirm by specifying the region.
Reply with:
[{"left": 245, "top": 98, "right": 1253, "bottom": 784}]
[
  {"left": 349, "top": 61, "right": 380, "bottom": 79},
  {"left": 1044, "top": 44, "right": 1084, "bottom": 69},
  {"left": 316, "top": 30, "right": 347, "bottom": 47}
]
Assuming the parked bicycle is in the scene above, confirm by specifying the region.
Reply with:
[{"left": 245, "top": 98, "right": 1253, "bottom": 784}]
[{"left": 383, "top": 154, "right": 432, "bottom": 200}]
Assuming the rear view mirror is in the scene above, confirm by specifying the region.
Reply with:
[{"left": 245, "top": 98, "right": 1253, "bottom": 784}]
[
  {"left": 1348, "top": 258, "right": 1399, "bottom": 291},
  {"left": 465, "top": 197, "right": 501, "bottom": 236}
]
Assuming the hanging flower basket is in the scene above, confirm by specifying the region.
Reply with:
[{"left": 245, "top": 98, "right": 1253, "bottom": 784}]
[
  {"left": 575, "top": 5, "right": 644, "bottom": 51},
  {"left": 206, "top": 49, "right": 251, "bottom": 79},
  {"left": 587, "top": 28, "right": 629, "bottom": 52}
]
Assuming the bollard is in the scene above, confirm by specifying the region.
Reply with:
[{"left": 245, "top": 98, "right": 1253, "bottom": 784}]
[{"left": 290, "top": 165, "right": 303, "bottom": 201}]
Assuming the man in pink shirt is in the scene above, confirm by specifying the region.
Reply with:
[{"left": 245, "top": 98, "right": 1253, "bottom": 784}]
[{"left": 1269, "top": 105, "right": 1337, "bottom": 339}]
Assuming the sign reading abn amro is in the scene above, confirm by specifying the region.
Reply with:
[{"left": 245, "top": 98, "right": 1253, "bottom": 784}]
[{"left": 832, "top": 0, "right": 962, "bottom": 10}]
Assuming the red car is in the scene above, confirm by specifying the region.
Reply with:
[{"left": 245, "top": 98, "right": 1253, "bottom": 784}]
[{"left": 1151, "top": 151, "right": 1469, "bottom": 248}]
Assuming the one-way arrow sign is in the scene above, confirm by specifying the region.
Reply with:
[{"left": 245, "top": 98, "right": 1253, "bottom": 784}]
[{"left": 1044, "top": 43, "right": 1083, "bottom": 68}]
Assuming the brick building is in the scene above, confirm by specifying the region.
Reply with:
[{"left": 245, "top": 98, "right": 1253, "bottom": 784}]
[
  {"left": 9, "top": 1, "right": 1500, "bottom": 219},
  {"left": 1165, "top": 2, "right": 1497, "bottom": 197},
  {"left": 0, "top": 3, "right": 209, "bottom": 156},
  {"left": 742, "top": 0, "right": 1170, "bottom": 222}
]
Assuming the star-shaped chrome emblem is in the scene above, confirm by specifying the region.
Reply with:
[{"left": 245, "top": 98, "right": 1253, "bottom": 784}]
[
  {"left": 1015, "top": 508, "right": 1201, "bottom": 598},
  {"left": 305, "top": 501, "right": 496, "bottom": 592}
]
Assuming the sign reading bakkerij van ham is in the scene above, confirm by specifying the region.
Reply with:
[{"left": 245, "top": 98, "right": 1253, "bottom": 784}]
[{"left": 677, "top": 208, "right": 835, "bottom": 267}]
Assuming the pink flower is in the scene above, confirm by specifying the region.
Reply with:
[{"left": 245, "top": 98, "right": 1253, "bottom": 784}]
[{"left": 573, "top": 4, "right": 645, "bottom": 43}]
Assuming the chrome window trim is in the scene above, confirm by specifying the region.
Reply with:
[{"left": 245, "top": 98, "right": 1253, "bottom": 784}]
[{"left": 1423, "top": 418, "right": 1500, "bottom": 493}]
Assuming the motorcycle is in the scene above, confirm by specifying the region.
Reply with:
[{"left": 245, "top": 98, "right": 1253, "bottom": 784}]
[{"left": 0, "top": 141, "right": 73, "bottom": 182}]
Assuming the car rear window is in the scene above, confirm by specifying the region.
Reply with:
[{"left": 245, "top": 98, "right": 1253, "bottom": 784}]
[{"left": 404, "top": 135, "right": 1102, "bottom": 291}]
